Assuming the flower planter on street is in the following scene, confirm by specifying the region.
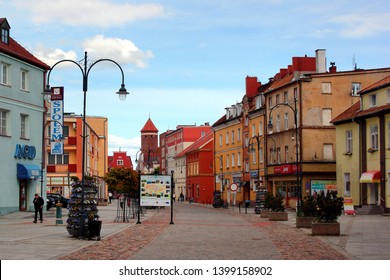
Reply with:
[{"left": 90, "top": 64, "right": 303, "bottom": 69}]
[
  {"left": 311, "top": 221, "right": 340, "bottom": 235},
  {"left": 268, "top": 211, "right": 288, "bottom": 221},
  {"left": 296, "top": 216, "right": 315, "bottom": 228}
]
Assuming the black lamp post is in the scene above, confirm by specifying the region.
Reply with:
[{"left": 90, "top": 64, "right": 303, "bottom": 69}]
[
  {"left": 213, "top": 155, "right": 224, "bottom": 192},
  {"left": 43, "top": 51, "right": 129, "bottom": 239},
  {"left": 248, "top": 134, "right": 265, "bottom": 190},
  {"left": 267, "top": 97, "right": 301, "bottom": 212}
]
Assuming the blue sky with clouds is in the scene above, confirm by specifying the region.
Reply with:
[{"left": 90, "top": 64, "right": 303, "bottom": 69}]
[{"left": 3, "top": 0, "right": 390, "bottom": 159}]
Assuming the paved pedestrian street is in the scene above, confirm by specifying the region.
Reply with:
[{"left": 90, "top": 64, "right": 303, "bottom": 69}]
[{"left": 1, "top": 201, "right": 390, "bottom": 260}]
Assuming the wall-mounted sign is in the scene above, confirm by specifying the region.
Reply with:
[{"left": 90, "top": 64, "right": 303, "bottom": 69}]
[
  {"left": 140, "top": 175, "right": 171, "bottom": 206},
  {"left": 14, "top": 144, "right": 36, "bottom": 159},
  {"left": 50, "top": 87, "right": 64, "bottom": 155}
]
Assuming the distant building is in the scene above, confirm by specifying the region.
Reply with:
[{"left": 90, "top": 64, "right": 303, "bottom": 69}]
[
  {"left": 108, "top": 150, "right": 133, "bottom": 170},
  {"left": 44, "top": 113, "right": 109, "bottom": 200},
  {"left": 138, "top": 117, "right": 159, "bottom": 173},
  {"left": 0, "top": 18, "right": 49, "bottom": 213}
]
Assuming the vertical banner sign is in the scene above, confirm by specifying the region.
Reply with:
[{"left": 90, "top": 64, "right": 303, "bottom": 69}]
[
  {"left": 50, "top": 87, "right": 64, "bottom": 155},
  {"left": 140, "top": 175, "right": 171, "bottom": 206}
]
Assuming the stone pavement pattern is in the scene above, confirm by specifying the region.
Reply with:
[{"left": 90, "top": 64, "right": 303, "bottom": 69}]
[
  {"left": 61, "top": 203, "right": 346, "bottom": 260},
  {"left": 2, "top": 201, "right": 390, "bottom": 260}
]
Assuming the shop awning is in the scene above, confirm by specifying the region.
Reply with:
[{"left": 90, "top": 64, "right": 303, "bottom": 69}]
[
  {"left": 360, "top": 171, "right": 381, "bottom": 183},
  {"left": 17, "top": 163, "right": 40, "bottom": 180}
]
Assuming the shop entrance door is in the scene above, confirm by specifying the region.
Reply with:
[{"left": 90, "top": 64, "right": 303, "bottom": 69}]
[{"left": 19, "top": 180, "right": 27, "bottom": 211}]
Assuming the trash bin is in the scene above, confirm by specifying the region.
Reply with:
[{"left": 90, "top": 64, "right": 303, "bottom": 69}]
[
  {"left": 87, "top": 220, "right": 102, "bottom": 240},
  {"left": 245, "top": 200, "right": 250, "bottom": 208}
]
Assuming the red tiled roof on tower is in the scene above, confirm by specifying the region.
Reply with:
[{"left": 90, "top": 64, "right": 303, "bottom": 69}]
[{"left": 141, "top": 117, "right": 158, "bottom": 133}]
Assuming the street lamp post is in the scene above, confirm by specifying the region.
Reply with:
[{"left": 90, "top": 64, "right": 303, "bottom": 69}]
[
  {"left": 267, "top": 97, "right": 301, "bottom": 212},
  {"left": 213, "top": 155, "right": 224, "bottom": 192},
  {"left": 43, "top": 51, "right": 129, "bottom": 239},
  {"left": 248, "top": 134, "right": 265, "bottom": 191}
]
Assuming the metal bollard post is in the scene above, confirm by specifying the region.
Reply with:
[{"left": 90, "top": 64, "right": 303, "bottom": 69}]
[{"left": 55, "top": 202, "right": 63, "bottom": 225}]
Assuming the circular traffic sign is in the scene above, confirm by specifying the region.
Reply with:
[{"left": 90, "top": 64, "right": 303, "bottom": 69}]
[{"left": 230, "top": 183, "right": 238, "bottom": 192}]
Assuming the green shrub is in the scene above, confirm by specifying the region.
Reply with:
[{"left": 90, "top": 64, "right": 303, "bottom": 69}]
[{"left": 316, "top": 191, "right": 344, "bottom": 222}]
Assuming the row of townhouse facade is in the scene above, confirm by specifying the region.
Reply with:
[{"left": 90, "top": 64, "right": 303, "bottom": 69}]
[
  {"left": 212, "top": 49, "right": 390, "bottom": 210},
  {"left": 333, "top": 75, "right": 390, "bottom": 212}
]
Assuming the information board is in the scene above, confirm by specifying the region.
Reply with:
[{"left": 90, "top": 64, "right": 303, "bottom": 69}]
[{"left": 140, "top": 175, "right": 171, "bottom": 206}]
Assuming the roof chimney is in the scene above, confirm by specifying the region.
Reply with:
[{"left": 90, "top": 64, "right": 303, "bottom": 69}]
[
  {"left": 245, "top": 76, "right": 261, "bottom": 98},
  {"left": 315, "top": 49, "right": 326, "bottom": 73}
]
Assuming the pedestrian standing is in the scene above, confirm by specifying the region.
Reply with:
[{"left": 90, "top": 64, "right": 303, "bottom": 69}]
[
  {"left": 108, "top": 192, "right": 113, "bottom": 204},
  {"left": 33, "top": 194, "right": 44, "bottom": 223}
]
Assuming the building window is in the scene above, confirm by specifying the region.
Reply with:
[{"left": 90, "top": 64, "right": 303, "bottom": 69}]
[
  {"left": 20, "top": 114, "right": 28, "bottom": 139},
  {"left": 268, "top": 96, "right": 273, "bottom": 109},
  {"left": 231, "top": 130, "right": 235, "bottom": 143},
  {"left": 277, "top": 147, "right": 281, "bottom": 164},
  {"left": 251, "top": 124, "right": 256, "bottom": 137},
  {"left": 284, "top": 112, "right": 289, "bottom": 130},
  {"left": 0, "top": 109, "right": 9, "bottom": 136},
  {"left": 323, "top": 144, "right": 333, "bottom": 160},
  {"left": 370, "top": 94, "right": 377, "bottom": 107},
  {"left": 283, "top": 91, "right": 288, "bottom": 103},
  {"left": 1, "top": 62, "right": 10, "bottom": 85},
  {"left": 226, "top": 155, "right": 230, "bottom": 168},
  {"left": 285, "top": 146, "right": 289, "bottom": 163},
  {"left": 269, "top": 148, "right": 275, "bottom": 164},
  {"left": 1, "top": 27, "right": 9, "bottom": 44},
  {"left": 276, "top": 115, "right": 281, "bottom": 132},
  {"left": 237, "top": 152, "right": 241, "bottom": 166},
  {"left": 219, "top": 134, "right": 222, "bottom": 147},
  {"left": 231, "top": 153, "right": 235, "bottom": 167},
  {"left": 351, "top": 83, "right": 361, "bottom": 96},
  {"left": 48, "top": 152, "right": 69, "bottom": 165},
  {"left": 322, "top": 108, "right": 332, "bottom": 126},
  {"left": 322, "top": 82, "right": 332, "bottom": 94},
  {"left": 255, "top": 95, "right": 262, "bottom": 109},
  {"left": 251, "top": 149, "right": 256, "bottom": 164},
  {"left": 370, "top": 124, "right": 379, "bottom": 150},
  {"left": 117, "top": 160, "right": 124, "bottom": 166},
  {"left": 276, "top": 94, "right": 280, "bottom": 104},
  {"left": 345, "top": 130, "right": 353, "bottom": 154},
  {"left": 225, "top": 132, "right": 229, "bottom": 144},
  {"left": 259, "top": 147, "right": 263, "bottom": 163},
  {"left": 237, "top": 128, "right": 241, "bottom": 141},
  {"left": 344, "top": 173, "right": 351, "bottom": 197},
  {"left": 293, "top": 87, "right": 298, "bottom": 100},
  {"left": 259, "top": 121, "right": 263, "bottom": 136},
  {"left": 20, "top": 69, "right": 29, "bottom": 91}
]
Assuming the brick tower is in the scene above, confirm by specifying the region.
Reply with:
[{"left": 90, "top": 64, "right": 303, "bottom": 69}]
[{"left": 139, "top": 117, "right": 159, "bottom": 172}]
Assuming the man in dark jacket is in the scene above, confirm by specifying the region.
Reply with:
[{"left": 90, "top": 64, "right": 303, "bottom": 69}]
[{"left": 33, "top": 194, "right": 44, "bottom": 223}]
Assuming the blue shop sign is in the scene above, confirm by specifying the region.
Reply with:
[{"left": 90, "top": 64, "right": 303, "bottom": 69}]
[{"left": 14, "top": 144, "right": 36, "bottom": 160}]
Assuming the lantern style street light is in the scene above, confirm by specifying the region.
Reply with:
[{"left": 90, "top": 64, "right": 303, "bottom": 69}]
[
  {"left": 43, "top": 51, "right": 129, "bottom": 239},
  {"left": 248, "top": 134, "right": 265, "bottom": 190}
]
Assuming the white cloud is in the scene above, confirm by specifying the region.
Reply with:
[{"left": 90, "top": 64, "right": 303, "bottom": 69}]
[
  {"left": 34, "top": 46, "right": 78, "bottom": 67},
  {"left": 33, "top": 35, "right": 153, "bottom": 68},
  {"left": 108, "top": 134, "right": 141, "bottom": 159},
  {"left": 14, "top": 0, "right": 165, "bottom": 27},
  {"left": 330, "top": 12, "right": 390, "bottom": 38},
  {"left": 83, "top": 35, "right": 154, "bottom": 67}
]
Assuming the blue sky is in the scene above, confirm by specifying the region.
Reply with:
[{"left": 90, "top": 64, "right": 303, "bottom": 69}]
[{"left": 3, "top": 0, "right": 390, "bottom": 160}]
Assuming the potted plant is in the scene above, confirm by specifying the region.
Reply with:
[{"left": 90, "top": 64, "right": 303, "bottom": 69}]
[
  {"left": 296, "top": 194, "right": 318, "bottom": 228},
  {"left": 311, "top": 190, "right": 344, "bottom": 235},
  {"left": 268, "top": 192, "right": 288, "bottom": 221},
  {"left": 260, "top": 191, "right": 273, "bottom": 218}
]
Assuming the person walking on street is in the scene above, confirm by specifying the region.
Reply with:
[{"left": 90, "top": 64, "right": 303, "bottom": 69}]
[
  {"left": 108, "top": 192, "right": 113, "bottom": 204},
  {"left": 33, "top": 194, "right": 44, "bottom": 223}
]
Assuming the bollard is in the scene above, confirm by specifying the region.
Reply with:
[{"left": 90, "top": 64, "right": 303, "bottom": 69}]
[{"left": 55, "top": 202, "right": 63, "bottom": 225}]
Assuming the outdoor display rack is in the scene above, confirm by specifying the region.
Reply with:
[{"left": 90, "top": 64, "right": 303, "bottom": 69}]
[{"left": 66, "top": 180, "right": 101, "bottom": 240}]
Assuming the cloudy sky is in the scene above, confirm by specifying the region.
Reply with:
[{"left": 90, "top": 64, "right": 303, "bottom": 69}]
[{"left": 3, "top": 0, "right": 390, "bottom": 160}]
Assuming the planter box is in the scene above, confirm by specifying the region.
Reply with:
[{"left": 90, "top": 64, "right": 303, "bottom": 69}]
[
  {"left": 311, "top": 221, "right": 340, "bottom": 235},
  {"left": 268, "top": 211, "right": 288, "bottom": 221},
  {"left": 260, "top": 210, "right": 269, "bottom": 218},
  {"left": 296, "top": 216, "right": 315, "bottom": 228}
]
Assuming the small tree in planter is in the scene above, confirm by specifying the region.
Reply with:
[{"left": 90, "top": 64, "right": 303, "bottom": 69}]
[
  {"left": 260, "top": 191, "right": 273, "bottom": 218},
  {"left": 312, "top": 190, "right": 344, "bottom": 235},
  {"left": 296, "top": 195, "right": 318, "bottom": 228},
  {"left": 268, "top": 193, "right": 288, "bottom": 221}
]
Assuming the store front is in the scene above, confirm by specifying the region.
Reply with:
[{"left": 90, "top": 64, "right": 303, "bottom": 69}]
[
  {"left": 360, "top": 171, "right": 381, "bottom": 205},
  {"left": 16, "top": 163, "right": 41, "bottom": 211}
]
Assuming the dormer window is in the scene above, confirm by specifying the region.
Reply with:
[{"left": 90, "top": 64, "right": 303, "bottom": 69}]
[{"left": 1, "top": 18, "right": 10, "bottom": 44}]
